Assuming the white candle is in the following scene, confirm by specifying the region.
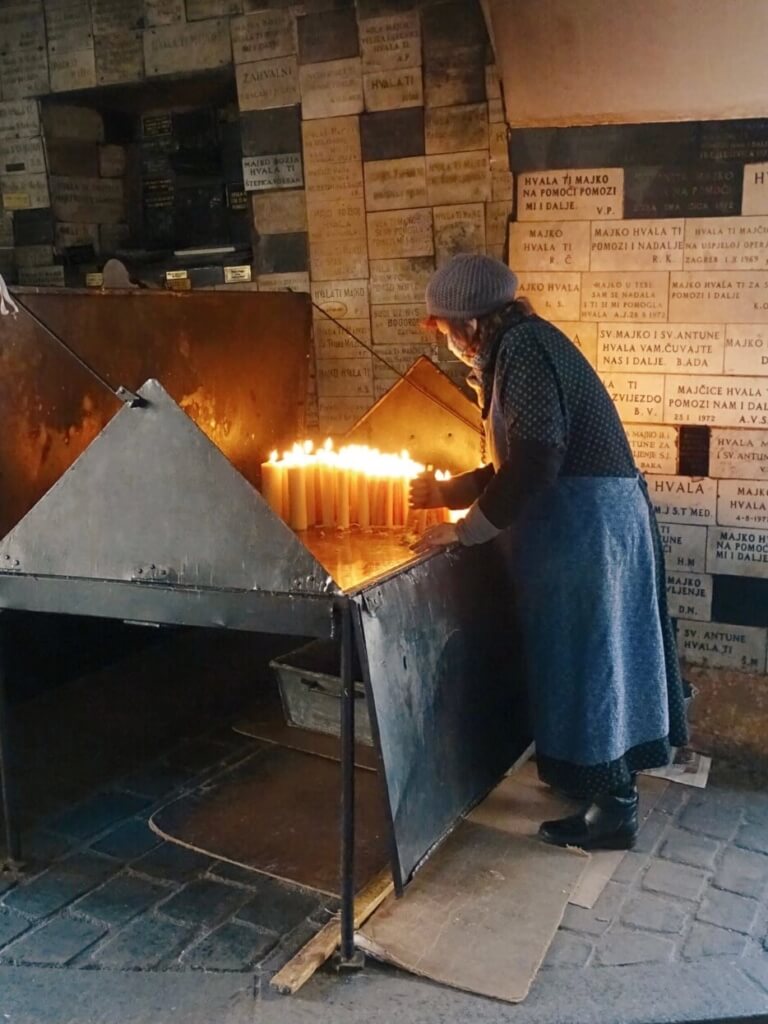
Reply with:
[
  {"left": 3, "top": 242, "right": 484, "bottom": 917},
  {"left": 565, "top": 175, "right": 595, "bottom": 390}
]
[
  {"left": 261, "top": 452, "right": 284, "bottom": 519},
  {"left": 287, "top": 464, "right": 308, "bottom": 531}
]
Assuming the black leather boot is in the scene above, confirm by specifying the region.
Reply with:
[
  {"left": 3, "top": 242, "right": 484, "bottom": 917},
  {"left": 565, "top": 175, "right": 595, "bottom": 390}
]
[{"left": 538, "top": 784, "right": 639, "bottom": 850}]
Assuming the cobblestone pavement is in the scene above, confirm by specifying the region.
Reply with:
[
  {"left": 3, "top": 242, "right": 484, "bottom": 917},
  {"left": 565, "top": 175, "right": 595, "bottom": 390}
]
[{"left": 2, "top": 732, "right": 768, "bottom": 1024}]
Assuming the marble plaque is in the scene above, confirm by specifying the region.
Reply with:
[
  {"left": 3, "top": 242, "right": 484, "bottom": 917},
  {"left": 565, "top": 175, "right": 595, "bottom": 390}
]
[
  {"left": 426, "top": 151, "right": 490, "bottom": 206},
  {"left": 369, "top": 256, "right": 434, "bottom": 304},
  {"left": 373, "top": 342, "right": 435, "bottom": 377},
  {"left": 1, "top": 137, "right": 45, "bottom": 176},
  {"left": 363, "top": 67, "right": 422, "bottom": 111},
  {"left": 424, "top": 55, "right": 485, "bottom": 109},
  {"left": 581, "top": 272, "right": 669, "bottom": 322},
  {"left": 364, "top": 157, "right": 427, "bottom": 211},
  {"left": 251, "top": 189, "right": 306, "bottom": 233},
  {"left": 678, "top": 619, "right": 767, "bottom": 672},
  {"left": 433, "top": 203, "right": 485, "bottom": 265},
  {"left": 257, "top": 270, "right": 310, "bottom": 292},
  {"left": 312, "top": 279, "right": 369, "bottom": 320},
  {"left": 55, "top": 222, "right": 99, "bottom": 249},
  {"left": 15, "top": 244, "right": 54, "bottom": 268},
  {"left": 302, "top": 116, "right": 363, "bottom": 201},
  {"left": 724, "top": 325, "right": 768, "bottom": 376},
  {"left": 231, "top": 10, "right": 294, "bottom": 64},
  {"left": 318, "top": 395, "right": 374, "bottom": 433},
  {"left": 49, "top": 49, "right": 96, "bottom": 92},
  {"left": 624, "top": 165, "right": 741, "bottom": 219},
  {"left": 50, "top": 176, "right": 124, "bottom": 224},
  {"left": 299, "top": 58, "right": 363, "bottom": 121},
  {"left": 489, "top": 122, "right": 509, "bottom": 171},
  {"left": 236, "top": 56, "right": 300, "bottom": 111},
  {"left": 186, "top": 0, "right": 243, "bottom": 19},
  {"left": 684, "top": 216, "right": 768, "bottom": 271},
  {"left": 144, "top": 19, "right": 231, "bottom": 77},
  {"left": 517, "top": 168, "right": 623, "bottom": 222},
  {"left": 371, "top": 302, "right": 423, "bottom": 346},
  {"left": 665, "top": 376, "right": 768, "bottom": 428},
  {"left": 316, "top": 357, "right": 374, "bottom": 398},
  {"left": 486, "top": 201, "right": 512, "bottom": 247},
  {"left": 509, "top": 221, "right": 589, "bottom": 272},
  {"left": 710, "top": 429, "right": 768, "bottom": 480},
  {"left": 625, "top": 425, "right": 678, "bottom": 475},
  {"left": 658, "top": 522, "right": 707, "bottom": 572},
  {"left": 491, "top": 170, "right": 514, "bottom": 202},
  {"left": 515, "top": 272, "right": 580, "bottom": 320},
  {"left": 0, "top": 100, "right": 40, "bottom": 140},
  {"left": 666, "top": 573, "right": 713, "bottom": 623},
  {"left": 707, "top": 528, "right": 768, "bottom": 580},
  {"left": 314, "top": 317, "right": 372, "bottom": 357},
  {"left": 91, "top": 0, "right": 143, "bottom": 35},
  {"left": 242, "top": 152, "right": 303, "bottom": 191},
  {"left": 144, "top": 0, "right": 185, "bottom": 25},
  {"left": 0, "top": 48, "right": 49, "bottom": 101},
  {"left": 44, "top": 0, "right": 92, "bottom": 52},
  {"left": 424, "top": 103, "right": 488, "bottom": 156},
  {"left": 743, "top": 163, "right": 768, "bottom": 216},
  {"left": 717, "top": 480, "right": 768, "bottom": 530},
  {"left": 670, "top": 272, "right": 768, "bottom": 325},
  {"left": 602, "top": 372, "right": 665, "bottom": 423},
  {"left": 551, "top": 321, "right": 598, "bottom": 366},
  {"left": 95, "top": 30, "right": 144, "bottom": 85},
  {"left": 0, "top": 173, "right": 49, "bottom": 209},
  {"left": 598, "top": 323, "right": 724, "bottom": 375},
  {"left": 18, "top": 264, "right": 65, "bottom": 287},
  {"left": 367, "top": 207, "right": 433, "bottom": 260},
  {"left": 359, "top": 12, "right": 420, "bottom": 72},
  {"left": 99, "top": 145, "right": 126, "bottom": 178},
  {"left": 307, "top": 196, "right": 368, "bottom": 280},
  {"left": 647, "top": 474, "right": 717, "bottom": 525},
  {"left": 590, "top": 218, "right": 684, "bottom": 272}
]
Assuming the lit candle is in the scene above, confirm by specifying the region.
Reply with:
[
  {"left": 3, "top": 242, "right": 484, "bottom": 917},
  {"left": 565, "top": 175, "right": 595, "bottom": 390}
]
[
  {"left": 358, "top": 471, "right": 370, "bottom": 529},
  {"left": 385, "top": 476, "right": 394, "bottom": 528},
  {"left": 287, "top": 463, "right": 308, "bottom": 531},
  {"left": 261, "top": 451, "right": 284, "bottom": 518},
  {"left": 336, "top": 467, "right": 350, "bottom": 530}
]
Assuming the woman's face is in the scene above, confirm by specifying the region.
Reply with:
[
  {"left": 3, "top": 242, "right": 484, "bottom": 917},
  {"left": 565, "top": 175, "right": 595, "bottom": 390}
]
[{"left": 435, "top": 318, "right": 478, "bottom": 365}]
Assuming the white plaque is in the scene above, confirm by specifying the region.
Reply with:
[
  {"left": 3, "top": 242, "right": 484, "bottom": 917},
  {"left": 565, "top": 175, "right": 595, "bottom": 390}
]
[
  {"left": 659, "top": 523, "right": 707, "bottom": 572},
  {"left": 581, "top": 272, "right": 669, "bottom": 322},
  {"left": 316, "top": 357, "right": 374, "bottom": 398},
  {"left": 602, "top": 373, "right": 665, "bottom": 423},
  {"left": 236, "top": 56, "right": 299, "bottom": 111},
  {"left": 717, "top": 480, "right": 768, "bottom": 529},
  {"left": 251, "top": 189, "right": 306, "bottom": 233},
  {"left": 242, "top": 153, "right": 302, "bottom": 191},
  {"left": 299, "top": 58, "right": 363, "bottom": 121},
  {"left": 0, "top": 48, "right": 49, "bottom": 101},
  {"left": 144, "top": 19, "right": 231, "bottom": 77},
  {"left": 224, "top": 265, "right": 252, "bottom": 283},
  {"left": 371, "top": 302, "right": 423, "bottom": 346},
  {"left": 678, "top": 619, "right": 767, "bottom": 672},
  {"left": 666, "top": 573, "right": 713, "bottom": 622},
  {"left": 426, "top": 151, "right": 490, "bottom": 206},
  {"left": 95, "top": 30, "right": 144, "bottom": 86},
  {"left": 318, "top": 395, "right": 374, "bottom": 433},
  {"left": 743, "top": 163, "right": 768, "bottom": 216},
  {"left": 258, "top": 271, "right": 309, "bottom": 292},
  {"left": 707, "top": 527, "right": 768, "bottom": 580},
  {"left": 597, "top": 323, "right": 725, "bottom": 374},
  {"left": 359, "top": 12, "right": 421, "bottom": 72},
  {"left": 363, "top": 157, "right": 427, "bottom": 211},
  {"left": 307, "top": 196, "right": 368, "bottom": 281},
  {"left": 49, "top": 48, "right": 96, "bottom": 92},
  {"left": 710, "top": 428, "right": 768, "bottom": 479},
  {"left": 369, "top": 256, "right": 434, "bottom": 304},
  {"left": 367, "top": 208, "right": 433, "bottom": 260},
  {"left": 314, "top": 318, "right": 371, "bottom": 357},
  {"left": 515, "top": 272, "right": 580, "bottom": 320},
  {"left": 486, "top": 201, "right": 512, "bottom": 247},
  {"left": 669, "top": 272, "right": 768, "bottom": 325},
  {"left": 1, "top": 172, "right": 49, "bottom": 209},
  {"left": 665, "top": 376, "right": 768, "bottom": 428},
  {"left": 433, "top": 203, "right": 485, "bottom": 265},
  {"left": 231, "top": 10, "right": 294, "bottom": 64},
  {"left": 625, "top": 425, "right": 678, "bottom": 475},
  {"left": 517, "top": 168, "right": 623, "bottom": 222},
  {"left": 1, "top": 137, "right": 45, "bottom": 176},
  {"left": 491, "top": 170, "right": 514, "bottom": 202},
  {"left": 647, "top": 474, "right": 717, "bottom": 525},
  {"left": 45, "top": 0, "right": 92, "bottom": 51},
  {"left": 684, "top": 216, "right": 768, "bottom": 271},
  {"left": 0, "top": 99, "right": 40, "bottom": 139},
  {"left": 144, "top": 0, "right": 185, "bottom": 25},
  {"left": 372, "top": 342, "right": 435, "bottom": 377},
  {"left": 724, "top": 324, "right": 768, "bottom": 375},
  {"left": 363, "top": 68, "right": 422, "bottom": 111},
  {"left": 312, "top": 280, "right": 369, "bottom": 320},
  {"left": 551, "top": 321, "right": 598, "bottom": 366},
  {"left": 91, "top": 0, "right": 143, "bottom": 35},
  {"left": 302, "top": 116, "right": 363, "bottom": 201},
  {"left": 591, "top": 219, "right": 684, "bottom": 271},
  {"left": 509, "top": 221, "right": 589, "bottom": 272}
]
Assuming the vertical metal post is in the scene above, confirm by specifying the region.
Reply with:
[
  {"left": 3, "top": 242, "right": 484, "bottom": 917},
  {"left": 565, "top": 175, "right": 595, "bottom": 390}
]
[
  {"left": 337, "top": 597, "right": 361, "bottom": 967},
  {"left": 0, "top": 614, "right": 21, "bottom": 866}
]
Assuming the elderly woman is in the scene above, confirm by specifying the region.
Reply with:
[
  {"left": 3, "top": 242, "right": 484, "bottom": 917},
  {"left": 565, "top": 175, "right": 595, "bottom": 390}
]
[{"left": 412, "top": 254, "right": 687, "bottom": 850}]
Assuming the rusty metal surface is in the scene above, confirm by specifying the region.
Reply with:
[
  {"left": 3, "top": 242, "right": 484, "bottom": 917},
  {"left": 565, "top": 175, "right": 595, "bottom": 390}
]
[{"left": 0, "top": 287, "right": 312, "bottom": 536}]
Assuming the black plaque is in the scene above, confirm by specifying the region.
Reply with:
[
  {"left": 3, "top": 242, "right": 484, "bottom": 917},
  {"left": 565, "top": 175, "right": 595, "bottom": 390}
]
[
  {"left": 175, "top": 184, "right": 228, "bottom": 248},
  {"left": 141, "top": 142, "right": 174, "bottom": 177},
  {"left": 421, "top": 1, "right": 488, "bottom": 61},
  {"left": 187, "top": 265, "right": 225, "bottom": 287},
  {"left": 297, "top": 8, "right": 359, "bottom": 64},
  {"left": 143, "top": 177, "right": 175, "bottom": 209},
  {"left": 256, "top": 231, "right": 309, "bottom": 274},
  {"left": 226, "top": 184, "right": 248, "bottom": 211},
  {"left": 712, "top": 576, "right": 768, "bottom": 631},
  {"left": 221, "top": 120, "right": 244, "bottom": 179},
  {"left": 625, "top": 164, "right": 743, "bottom": 219},
  {"left": 12, "top": 208, "right": 54, "bottom": 246},
  {"left": 361, "top": 108, "right": 425, "bottom": 162},
  {"left": 678, "top": 425, "right": 709, "bottom": 477},
  {"left": 142, "top": 112, "right": 173, "bottom": 139},
  {"left": 699, "top": 118, "right": 768, "bottom": 164},
  {"left": 239, "top": 106, "right": 301, "bottom": 158},
  {"left": 143, "top": 206, "right": 175, "bottom": 246}
]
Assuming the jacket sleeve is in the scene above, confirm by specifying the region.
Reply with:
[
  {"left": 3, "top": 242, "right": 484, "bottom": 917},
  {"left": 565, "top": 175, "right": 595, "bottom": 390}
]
[{"left": 437, "top": 464, "right": 495, "bottom": 509}]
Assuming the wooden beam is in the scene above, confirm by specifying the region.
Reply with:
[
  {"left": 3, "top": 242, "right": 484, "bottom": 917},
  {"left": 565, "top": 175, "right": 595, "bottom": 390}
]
[{"left": 270, "top": 870, "right": 394, "bottom": 995}]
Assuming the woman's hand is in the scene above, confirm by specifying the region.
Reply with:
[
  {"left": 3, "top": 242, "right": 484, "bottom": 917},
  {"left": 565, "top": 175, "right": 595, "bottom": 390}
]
[
  {"left": 410, "top": 523, "right": 459, "bottom": 554},
  {"left": 409, "top": 472, "right": 443, "bottom": 509}
]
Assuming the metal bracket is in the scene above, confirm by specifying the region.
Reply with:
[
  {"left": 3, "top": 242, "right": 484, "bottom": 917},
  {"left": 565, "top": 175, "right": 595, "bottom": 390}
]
[
  {"left": 131, "top": 564, "right": 174, "bottom": 583},
  {"left": 0, "top": 555, "right": 20, "bottom": 572},
  {"left": 115, "top": 386, "right": 145, "bottom": 408},
  {"left": 333, "top": 948, "right": 365, "bottom": 973}
]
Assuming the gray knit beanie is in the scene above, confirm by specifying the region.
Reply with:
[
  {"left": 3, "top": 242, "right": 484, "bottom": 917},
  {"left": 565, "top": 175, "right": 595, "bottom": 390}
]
[{"left": 425, "top": 254, "right": 518, "bottom": 320}]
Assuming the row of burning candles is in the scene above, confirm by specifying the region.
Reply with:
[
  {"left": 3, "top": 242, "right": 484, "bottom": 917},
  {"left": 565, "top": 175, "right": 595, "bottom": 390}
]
[{"left": 260, "top": 440, "right": 456, "bottom": 531}]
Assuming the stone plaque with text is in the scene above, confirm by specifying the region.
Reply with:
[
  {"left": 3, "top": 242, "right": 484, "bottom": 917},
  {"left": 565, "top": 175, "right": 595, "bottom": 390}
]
[
  {"left": 591, "top": 218, "right": 684, "bottom": 272},
  {"left": 50, "top": 176, "right": 124, "bottom": 224},
  {"left": 242, "top": 152, "right": 302, "bottom": 191},
  {"left": 360, "top": 12, "right": 420, "bottom": 72},
  {"left": 91, "top": 0, "right": 142, "bottom": 35},
  {"left": 486, "top": 200, "right": 512, "bottom": 247},
  {"left": 724, "top": 325, "right": 768, "bottom": 376},
  {"left": 251, "top": 189, "right": 306, "bottom": 233},
  {"left": 659, "top": 522, "right": 707, "bottom": 572},
  {"left": 581, "top": 272, "right": 669, "bottom": 322},
  {"left": 684, "top": 215, "right": 768, "bottom": 271},
  {"left": 186, "top": 0, "right": 243, "bottom": 19},
  {"left": 307, "top": 196, "right": 368, "bottom": 280},
  {"left": 364, "top": 157, "right": 426, "bottom": 211},
  {"left": 367, "top": 207, "right": 433, "bottom": 260},
  {"left": 316, "top": 357, "right": 374, "bottom": 398},
  {"left": 425, "top": 103, "right": 488, "bottom": 156},
  {"left": 717, "top": 480, "right": 768, "bottom": 530},
  {"left": 258, "top": 270, "right": 309, "bottom": 292},
  {"left": 426, "top": 151, "right": 490, "bottom": 206},
  {"left": 55, "top": 222, "right": 99, "bottom": 249},
  {"left": 711, "top": 429, "right": 768, "bottom": 479},
  {"left": 369, "top": 256, "right": 434, "bottom": 304},
  {"left": 518, "top": 168, "right": 623, "bottom": 222},
  {"left": 709, "top": 526, "right": 768, "bottom": 581},
  {"left": 312, "top": 279, "right": 369, "bottom": 320},
  {"left": 515, "top": 271, "right": 580, "bottom": 320},
  {"left": 552, "top": 321, "right": 598, "bottom": 366},
  {"left": 0, "top": 100, "right": 40, "bottom": 139},
  {"left": 49, "top": 49, "right": 96, "bottom": 92},
  {"left": 231, "top": 10, "right": 294, "bottom": 64},
  {"left": 669, "top": 272, "right": 768, "bottom": 325},
  {"left": 1, "top": 173, "right": 49, "bottom": 209},
  {"left": 318, "top": 395, "right": 374, "bottom": 433},
  {"left": 95, "top": 30, "right": 144, "bottom": 85},
  {"left": 492, "top": 170, "right": 514, "bottom": 202},
  {"left": 144, "top": 19, "right": 231, "bottom": 77},
  {"left": 1, "top": 137, "right": 45, "bottom": 177},
  {"left": 302, "top": 116, "right": 363, "bottom": 200},
  {"left": 509, "top": 221, "right": 589, "bottom": 272},
  {"left": 700, "top": 120, "right": 768, "bottom": 164},
  {"left": 625, "top": 165, "right": 741, "bottom": 219},
  {"left": 489, "top": 122, "right": 509, "bottom": 171},
  {"left": 0, "top": 48, "right": 49, "bottom": 101},
  {"left": 19, "top": 264, "right": 65, "bottom": 287},
  {"left": 743, "top": 163, "right": 768, "bottom": 216},
  {"left": 602, "top": 372, "right": 665, "bottom": 423},
  {"left": 15, "top": 244, "right": 54, "bottom": 268},
  {"left": 678, "top": 618, "right": 767, "bottom": 672},
  {"left": 236, "top": 56, "right": 300, "bottom": 111},
  {"left": 314, "top": 318, "right": 372, "bottom": 357},
  {"left": 666, "top": 573, "right": 713, "bottom": 622},
  {"left": 665, "top": 376, "right": 768, "bottom": 428},
  {"left": 647, "top": 474, "right": 717, "bottom": 525},
  {"left": 363, "top": 67, "right": 422, "bottom": 111},
  {"left": 424, "top": 55, "right": 485, "bottom": 108},
  {"left": 45, "top": 0, "right": 92, "bottom": 52},
  {"left": 598, "top": 323, "right": 724, "bottom": 375},
  {"left": 371, "top": 302, "right": 423, "bottom": 346},
  {"left": 625, "top": 425, "right": 678, "bottom": 475},
  {"left": 433, "top": 203, "right": 485, "bottom": 265},
  {"left": 144, "top": 0, "right": 185, "bottom": 25},
  {"left": 299, "top": 58, "right": 363, "bottom": 121},
  {"left": 0, "top": 212, "right": 14, "bottom": 248}
]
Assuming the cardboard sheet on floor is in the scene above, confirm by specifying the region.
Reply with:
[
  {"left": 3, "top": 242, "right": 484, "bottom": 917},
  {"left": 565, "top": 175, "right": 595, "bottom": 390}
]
[
  {"left": 468, "top": 760, "right": 667, "bottom": 909},
  {"left": 150, "top": 747, "right": 390, "bottom": 896},
  {"left": 358, "top": 819, "right": 588, "bottom": 1004}
]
